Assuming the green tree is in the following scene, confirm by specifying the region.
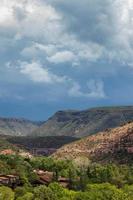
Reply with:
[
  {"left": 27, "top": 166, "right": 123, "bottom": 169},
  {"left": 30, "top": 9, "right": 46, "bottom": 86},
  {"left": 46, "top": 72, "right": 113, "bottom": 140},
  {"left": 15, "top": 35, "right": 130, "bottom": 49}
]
[
  {"left": 16, "top": 193, "right": 33, "bottom": 200},
  {"left": 15, "top": 187, "right": 27, "bottom": 199},
  {"left": 34, "top": 185, "right": 57, "bottom": 200},
  {"left": 123, "top": 185, "right": 133, "bottom": 200},
  {"left": 79, "top": 167, "right": 88, "bottom": 191},
  {"left": 85, "top": 183, "right": 128, "bottom": 200},
  {"left": 49, "top": 182, "right": 64, "bottom": 199},
  {"left": 0, "top": 186, "right": 14, "bottom": 200}
]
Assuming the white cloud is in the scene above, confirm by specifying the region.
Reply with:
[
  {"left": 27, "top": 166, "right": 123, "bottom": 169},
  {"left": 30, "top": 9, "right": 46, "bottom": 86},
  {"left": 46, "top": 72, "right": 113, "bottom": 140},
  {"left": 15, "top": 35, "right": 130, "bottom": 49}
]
[
  {"left": 1, "top": 0, "right": 133, "bottom": 103},
  {"left": 1, "top": 0, "right": 133, "bottom": 67},
  {"left": 78, "top": 42, "right": 104, "bottom": 62},
  {"left": 19, "top": 61, "right": 66, "bottom": 84},
  {"left": 69, "top": 80, "right": 106, "bottom": 99},
  {"left": 21, "top": 43, "right": 57, "bottom": 58},
  {"left": 0, "top": 0, "right": 105, "bottom": 65},
  {"left": 87, "top": 79, "right": 106, "bottom": 98},
  {"left": 34, "top": 43, "right": 57, "bottom": 56},
  {"left": 0, "top": 0, "right": 63, "bottom": 40},
  {"left": 49, "top": 0, "right": 133, "bottom": 67},
  {"left": 47, "top": 50, "right": 76, "bottom": 63}
]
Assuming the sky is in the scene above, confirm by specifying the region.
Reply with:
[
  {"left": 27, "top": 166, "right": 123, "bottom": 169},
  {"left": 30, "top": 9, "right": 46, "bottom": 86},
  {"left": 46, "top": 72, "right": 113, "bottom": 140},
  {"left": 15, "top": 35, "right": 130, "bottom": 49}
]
[{"left": 0, "top": 0, "right": 133, "bottom": 120}]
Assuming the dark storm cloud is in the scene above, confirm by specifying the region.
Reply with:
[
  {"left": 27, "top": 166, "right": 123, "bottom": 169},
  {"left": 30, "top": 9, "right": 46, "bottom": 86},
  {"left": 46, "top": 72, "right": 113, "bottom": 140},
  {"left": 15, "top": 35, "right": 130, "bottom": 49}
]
[{"left": 50, "top": 0, "right": 118, "bottom": 44}]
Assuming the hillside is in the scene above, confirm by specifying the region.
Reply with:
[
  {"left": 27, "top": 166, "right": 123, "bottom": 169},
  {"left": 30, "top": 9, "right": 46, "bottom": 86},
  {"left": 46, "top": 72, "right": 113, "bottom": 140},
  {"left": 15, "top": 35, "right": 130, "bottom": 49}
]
[
  {"left": 0, "top": 118, "right": 40, "bottom": 136},
  {"left": 0, "top": 135, "right": 18, "bottom": 151},
  {"left": 31, "top": 106, "right": 133, "bottom": 138},
  {"left": 7, "top": 136, "right": 78, "bottom": 149},
  {"left": 53, "top": 122, "right": 133, "bottom": 164}
]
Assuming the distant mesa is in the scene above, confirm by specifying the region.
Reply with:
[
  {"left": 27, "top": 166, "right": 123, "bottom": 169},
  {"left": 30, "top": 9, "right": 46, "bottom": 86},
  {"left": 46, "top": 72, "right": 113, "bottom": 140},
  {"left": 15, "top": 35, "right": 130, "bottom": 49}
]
[{"left": 31, "top": 106, "right": 133, "bottom": 138}]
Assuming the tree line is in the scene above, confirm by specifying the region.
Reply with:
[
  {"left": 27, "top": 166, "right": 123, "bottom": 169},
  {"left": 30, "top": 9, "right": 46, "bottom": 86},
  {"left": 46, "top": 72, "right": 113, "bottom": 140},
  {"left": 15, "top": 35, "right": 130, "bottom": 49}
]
[{"left": 0, "top": 155, "right": 133, "bottom": 200}]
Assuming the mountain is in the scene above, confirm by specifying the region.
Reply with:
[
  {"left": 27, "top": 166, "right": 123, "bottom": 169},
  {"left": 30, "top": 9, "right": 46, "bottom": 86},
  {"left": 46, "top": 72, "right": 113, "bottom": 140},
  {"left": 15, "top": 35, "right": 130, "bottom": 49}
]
[
  {"left": 53, "top": 122, "right": 133, "bottom": 164},
  {"left": 31, "top": 106, "right": 133, "bottom": 138},
  {"left": 1, "top": 106, "right": 133, "bottom": 138},
  {"left": 0, "top": 118, "right": 41, "bottom": 136}
]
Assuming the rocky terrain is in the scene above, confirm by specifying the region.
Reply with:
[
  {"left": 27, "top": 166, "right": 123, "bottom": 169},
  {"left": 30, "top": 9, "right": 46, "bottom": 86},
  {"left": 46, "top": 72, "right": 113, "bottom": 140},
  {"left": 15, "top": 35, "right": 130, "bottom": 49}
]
[
  {"left": 31, "top": 106, "right": 133, "bottom": 138},
  {"left": 53, "top": 122, "right": 133, "bottom": 164},
  {"left": 0, "top": 118, "right": 40, "bottom": 136}
]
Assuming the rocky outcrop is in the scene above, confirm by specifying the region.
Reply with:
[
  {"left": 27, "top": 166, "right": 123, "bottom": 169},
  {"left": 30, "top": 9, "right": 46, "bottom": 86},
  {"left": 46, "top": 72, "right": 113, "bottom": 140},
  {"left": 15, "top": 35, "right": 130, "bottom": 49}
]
[{"left": 53, "top": 122, "right": 133, "bottom": 163}]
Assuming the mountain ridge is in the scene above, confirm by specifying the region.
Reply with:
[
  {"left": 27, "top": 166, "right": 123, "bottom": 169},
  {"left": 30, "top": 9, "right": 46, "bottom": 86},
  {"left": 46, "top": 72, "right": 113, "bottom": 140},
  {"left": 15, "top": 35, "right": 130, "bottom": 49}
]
[
  {"left": 0, "top": 117, "right": 42, "bottom": 136},
  {"left": 1, "top": 106, "right": 133, "bottom": 137}
]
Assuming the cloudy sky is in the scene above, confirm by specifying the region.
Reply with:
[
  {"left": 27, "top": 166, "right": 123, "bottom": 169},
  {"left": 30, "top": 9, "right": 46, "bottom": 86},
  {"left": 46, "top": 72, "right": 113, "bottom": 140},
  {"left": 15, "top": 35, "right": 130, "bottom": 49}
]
[{"left": 0, "top": 0, "right": 133, "bottom": 120}]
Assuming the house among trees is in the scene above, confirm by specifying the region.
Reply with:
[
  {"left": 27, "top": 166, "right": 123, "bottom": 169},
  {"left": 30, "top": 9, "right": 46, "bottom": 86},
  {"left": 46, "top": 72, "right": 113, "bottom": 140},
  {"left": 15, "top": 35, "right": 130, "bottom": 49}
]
[
  {"left": 34, "top": 170, "right": 70, "bottom": 188},
  {"left": 0, "top": 175, "right": 20, "bottom": 188},
  {"left": 58, "top": 177, "right": 70, "bottom": 188}
]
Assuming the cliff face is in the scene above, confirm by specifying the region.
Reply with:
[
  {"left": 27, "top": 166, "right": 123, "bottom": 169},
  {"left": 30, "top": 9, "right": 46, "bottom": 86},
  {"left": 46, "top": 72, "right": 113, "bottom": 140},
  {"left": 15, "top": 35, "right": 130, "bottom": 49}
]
[
  {"left": 53, "top": 122, "right": 133, "bottom": 164},
  {"left": 31, "top": 106, "right": 133, "bottom": 138}
]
